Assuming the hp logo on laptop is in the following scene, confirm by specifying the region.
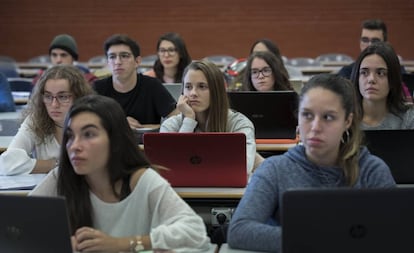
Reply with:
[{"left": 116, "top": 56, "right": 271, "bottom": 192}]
[
  {"left": 189, "top": 155, "right": 202, "bottom": 165},
  {"left": 349, "top": 224, "right": 367, "bottom": 239}
]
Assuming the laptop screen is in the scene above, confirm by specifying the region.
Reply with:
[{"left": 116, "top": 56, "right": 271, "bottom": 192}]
[{"left": 227, "top": 91, "right": 298, "bottom": 139}]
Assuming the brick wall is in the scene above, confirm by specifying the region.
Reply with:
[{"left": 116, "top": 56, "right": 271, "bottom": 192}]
[{"left": 1, "top": 0, "right": 413, "bottom": 62}]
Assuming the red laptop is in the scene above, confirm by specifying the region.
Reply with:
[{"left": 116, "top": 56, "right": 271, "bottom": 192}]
[{"left": 143, "top": 132, "right": 247, "bottom": 187}]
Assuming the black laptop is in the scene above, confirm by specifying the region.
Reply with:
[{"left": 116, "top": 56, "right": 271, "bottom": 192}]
[
  {"left": 0, "top": 195, "right": 73, "bottom": 253},
  {"left": 363, "top": 129, "right": 414, "bottom": 184},
  {"left": 282, "top": 188, "right": 414, "bottom": 253},
  {"left": 227, "top": 91, "right": 298, "bottom": 139}
]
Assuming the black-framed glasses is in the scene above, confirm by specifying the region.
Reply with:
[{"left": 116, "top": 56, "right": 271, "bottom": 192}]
[
  {"left": 251, "top": 67, "right": 272, "bottom": 78},
  {"left": 43, "top": 93, "right": 72, "bottom": 104},
  {"left": 107, "top": 52, "right": 133, "bottom": 62},
  {"left": 158, "top": 48, "right": 177, "bottom": 56},
  {"left": 360, "top": 37, "right": 382, "bottom": 44}
]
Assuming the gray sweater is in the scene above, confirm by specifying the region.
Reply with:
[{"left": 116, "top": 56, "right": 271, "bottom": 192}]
[
  {"left": 361, "top": 107, "right": 414, "bottom": 130},
  {"left": 227, "top": 145, "right": 396, "bottom": 252}
]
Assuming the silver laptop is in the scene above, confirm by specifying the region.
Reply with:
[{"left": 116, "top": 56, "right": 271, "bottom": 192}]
[
  {"left": 282, "top": 188, "right": 414, "bottom": 253},
  {"left": 163, "top": 83, "right": 182, "bottom": 102},
  {"left": 227, "top": 91, "right": 298, "bottom": 139},
  {"left": 0, "top": 195, "right": 73, "bottom": 253}
]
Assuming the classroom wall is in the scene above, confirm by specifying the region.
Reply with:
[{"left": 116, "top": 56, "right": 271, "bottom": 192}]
[{"left": 1, "top": 0, "right": 413, "bottom": 62}]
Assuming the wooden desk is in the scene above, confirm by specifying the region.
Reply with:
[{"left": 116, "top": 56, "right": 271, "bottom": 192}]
[
  {"left": 12, "top": 91, "right": 30, "bottom": 105},
  {"left": 17, "top": 68, "right": 40, "bottom": 78},
  {"left": 175, "top": 187, "right": 245, "bottom": 199},
  {"left": 256, "top": 143, "right": 296, "bottom": 152},
  {"left": 0, "top": 185, "right": 245, "bottom": 200},
  {"left": 298, "top": 66, "right": 341, "bottom": 75},
  {"left": 17, "top": 62, "right": 50, "bottom": 69},
  {"left": 219, "top": 243, "right": 266, "bottom": 253},
  {"left": 13, "top": 97, "right": 29, "bottom": 105},
  {"left": 402, "top": 60, "right": 414, "bottom": 67},
  {"left": 320, "top": 61, "right": 353, "bottom": 67},
  {"left": 1, "top": 140, "right": 295, "bottom": 155},
  {"left": 406, "top": 66, "right": 414, "bottom": 74}
]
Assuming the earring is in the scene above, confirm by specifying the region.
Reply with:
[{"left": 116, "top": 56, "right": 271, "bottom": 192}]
[{"left": 341, "top": 130, "right": 350, "bottom": 144}]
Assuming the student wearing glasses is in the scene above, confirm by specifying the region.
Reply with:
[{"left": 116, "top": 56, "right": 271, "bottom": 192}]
[
  {"left": 230, "top": 38, "right": 290, "bottom": 90},
  {"left": 93, "top": 34, "right": 178, "bottom": 130},
  {"left": 144, "top": 32, "right": 192, "bottom": 84},
  {"left": 242, "top": 51, "right": 293, "bottom": 92},
  {"left": 351, "top": 42, "right": 414, "bottom": 130},
  {"left": 0, "top": 65, "right": 94, "bottom": 175},
  {"left": 160, "top": 60, "right": 257, "bottom": 175},
  {"left": 338, "top": 19, "right": 406, "bottom": 80}
]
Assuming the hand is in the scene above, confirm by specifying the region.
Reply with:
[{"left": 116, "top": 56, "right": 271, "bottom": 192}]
[
  {"left": 176, "top": 95, "right": 195, "bottom": 119},
  {"left": 127, "top": 116, "right": 143, "bottom": 129},
  {"left": 72, "top": 227, "right": 122, "bottom": 252}
]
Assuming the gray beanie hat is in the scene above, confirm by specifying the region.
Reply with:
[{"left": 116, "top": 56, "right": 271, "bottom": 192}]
[{"left": 49, "top": 34, "right": 79, "bottom": 60}]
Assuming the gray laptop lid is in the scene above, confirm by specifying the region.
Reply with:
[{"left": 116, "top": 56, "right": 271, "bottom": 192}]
[
  {"left": 163, "top": 83, "right": 182, "bottom": 102},
  {"left": 227, "top": 91, "right": 298, "bottom": 139},
  {"left": 282, "top": 188, "right": 414, "bottom": 253},
  {"left": 0, "top": 195, "right": 73, "bottom": 253},
  {"left": 364, "top": 130, "right": 414, "bottom": 184}
]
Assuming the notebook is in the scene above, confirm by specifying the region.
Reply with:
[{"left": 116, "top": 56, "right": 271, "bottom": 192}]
[
  {"left": 163, "top": 83, "right": 182, "bottom": 102},
  {"left": 282, "top": 188, "right": 414, "bottom": 253},
  {"left": 364, "top": 129, "right": 414, "bottom": 184},
  {"left": 143, "top": 132, "right": 247, "bottom": 187},
  {"left": 227, "top": 91, "right": 298, "bottom": 139},
  {"left": 0, "top": 195, "right": 73, "bottom": 253}
]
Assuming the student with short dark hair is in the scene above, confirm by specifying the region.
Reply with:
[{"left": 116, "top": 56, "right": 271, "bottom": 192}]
[
  {"left": 338, "top": 19, "right": 406, "bottom": 79},
  {"left": 227, "top": 74, "right": 395, "bottom": 252},
  {"left": 94, "top": 34, "right": 178, "bottom": 129},
  {"left": 32, "top": 34, "right": 97, "bottom": 85}
]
